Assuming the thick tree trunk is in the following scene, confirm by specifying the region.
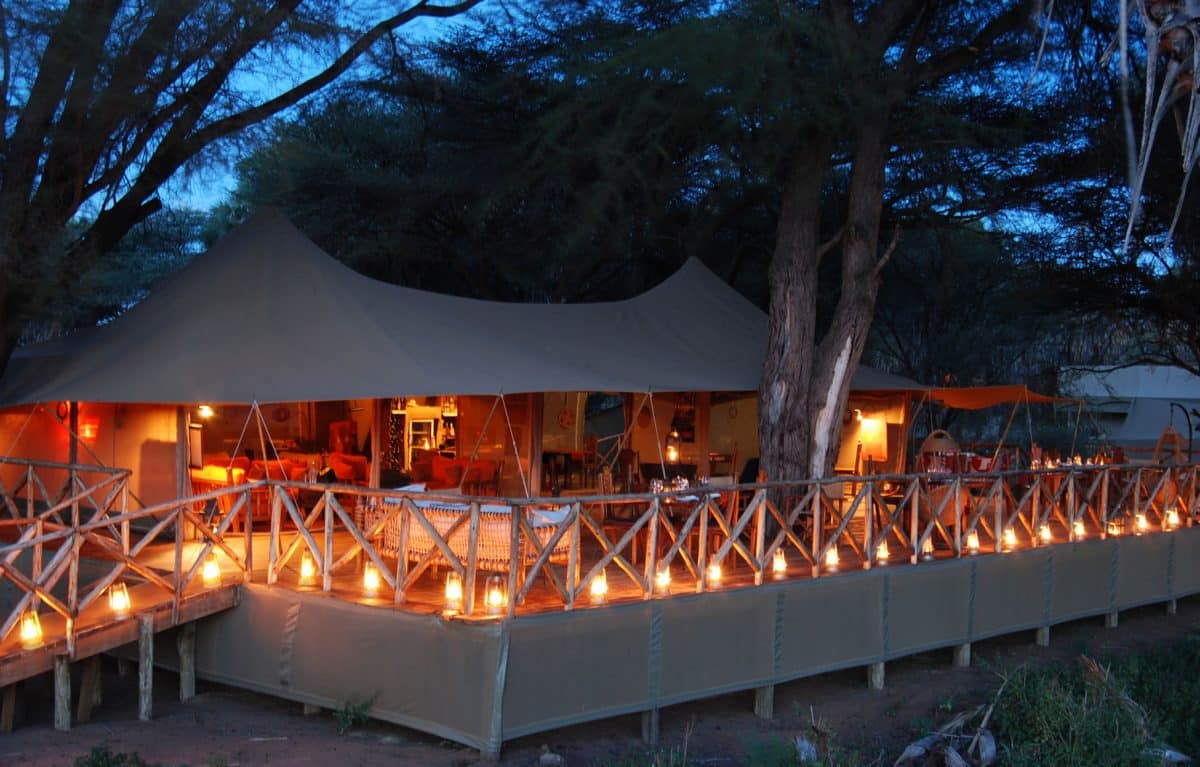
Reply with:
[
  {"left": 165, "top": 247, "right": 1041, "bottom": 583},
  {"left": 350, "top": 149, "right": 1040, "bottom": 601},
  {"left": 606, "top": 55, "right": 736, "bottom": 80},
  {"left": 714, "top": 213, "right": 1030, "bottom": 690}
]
[{"left": 759, "top": 117, "right": 891, "bottom": 483}]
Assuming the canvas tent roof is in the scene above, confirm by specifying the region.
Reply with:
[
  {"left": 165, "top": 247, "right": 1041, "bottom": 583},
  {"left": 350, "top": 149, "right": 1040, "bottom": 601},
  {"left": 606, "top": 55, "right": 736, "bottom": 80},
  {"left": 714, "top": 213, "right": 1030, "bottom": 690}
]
[
  {"left": 1108, "top": 397, "right": 1200, "bottom": 448},
  {"left": 0, "top": 209, "right": 922, "bottom": 406}
]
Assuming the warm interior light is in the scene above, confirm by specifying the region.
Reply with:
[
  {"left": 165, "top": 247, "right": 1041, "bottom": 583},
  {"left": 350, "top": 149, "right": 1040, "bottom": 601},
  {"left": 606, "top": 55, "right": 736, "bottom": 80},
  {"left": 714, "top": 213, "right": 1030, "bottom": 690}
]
[
  {"left": 921, "top": 537, "right": 935, "bottom": 561},
  {"left": 772, "top": 549, "right": 787, "bottom": 579},
  {"left": 444, "top": 571, "right": 464, "bottom": 612},
  {"left": 299, "top": 552, "right": 316, "bottom": 585},
  {"left": 78, "top": 417, "right": 100, "bottom": 441},
  {"left": 197, "top": 404, "right": 215, "bottom": 419},
  {"left": 20, "top": 609, "right": 44, "bottom": 650},
  {"left": 824, "top": 546, "right": 840, "bottom": 572},
  {"left": 966, "top": 530, "right": 980, "bottom": 554},
  {"left": 654, "top": 566, "right": 671, "bottom": 594},
  {"left": 485, "top": 574, "right": 506, "bottom": 614},
  {"left": 665, "top": 444, "right": 680, "bottom": 463},
  {"left": 1136, "top": 513, "right": 1148, "bottom": 534},
  {"left": 363, "top": 563, "right": 381, "bottom": 597},
  {"left": 876, "top": 540, "right": 890, "bottom": 563},
  {"left": 1167, "top": 509, "right": 1180, "bottom": 530},
  {"left": 201, "top": 553, "right": 221, "bottom": 586},
  {"left": 854, "top": 408, "right": 863, "bottom": 422},
  {"left": 1003, "top": 528, "right": 1017, "bottom": 550},
  {"left": 1073, "top": 520, "right": 1086, "bottom": 539},
  {"left": 706, "top": 562, "right": 723, "bottom": 587},
  {"left": 108, "top": 582, "right": 131, "bottom": 617},
  {"left": 1107, "top": 520, "right": 1122, "bottom": 537},
  {"left": 1039, "top": 524, "right": 1052, "bottom": 544},
  {"left": 589, "top": 569, "right": 608, "bottom": 604}
]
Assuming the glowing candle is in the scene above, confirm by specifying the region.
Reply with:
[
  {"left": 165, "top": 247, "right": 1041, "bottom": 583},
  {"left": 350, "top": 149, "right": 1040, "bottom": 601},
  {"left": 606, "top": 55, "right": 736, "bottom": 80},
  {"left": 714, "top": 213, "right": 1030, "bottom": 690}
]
[
  {"left": 921, "top": 537, "right": 935, "bottom": 561},
  {"left": 1039, "top": 524, "right": 1052, "bottom": 544},
  {"left": 706, "top": 562, "right": 723, "bottom": 587},
  {"left": 771, "top": 550, "right": 787, "bottom": 579},
  {"left": 1136, "top": 513, "right": 1148, "bottom": 534},
  {"left": 966, "top": 531, "right": 980, "bottom": 554},
  {"left": 824, "top": 546, "right": 840, "bottom": 572},
  {"left": 19, "top": 610, "right": 43, "bottom": 650},
  {"left": 654, "top": 566, "right": 671, "bottom": 595},
  {"left": 202, "top": 554, "right": 221, "bottom": 586},
  {"left": 108, "top": 582, "right": 131, "bottom": 618},
  {"left": 1003, "top": 528, "right": 1017, "bottom": 550},
  {"left": 485, "top": 575, "right": 507, "bottom": 614},
  {"left": 444, "top": 571, "right": 463, "bottom": 612},
  {"left": 362, "top": 563, "right": 381, "bottom": 597},
  {"left": 1073, "top": 520, "right": 1086, "bottom": 539},
  {"left": 299, "top": 552, "right": 316, "bottom": 586},
  {"left": 1166, "top": 509, "right": 1180, "bottom": 530},
  {"left": 590, "top": 570, "right": 608, "bottom": 604},
  {"left": 876, "top": 540, "right": 890, "bottom": 564}
]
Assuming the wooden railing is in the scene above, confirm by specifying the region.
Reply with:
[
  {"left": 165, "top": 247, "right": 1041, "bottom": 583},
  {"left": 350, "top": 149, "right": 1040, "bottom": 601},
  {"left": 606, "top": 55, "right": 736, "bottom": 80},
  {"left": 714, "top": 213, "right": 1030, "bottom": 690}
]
[
  {"left": 248, "top": 461, "right": 1200, "bottom": 618},
  {"left": 0, "top": 458, "right": 252, "bottom": 655}
]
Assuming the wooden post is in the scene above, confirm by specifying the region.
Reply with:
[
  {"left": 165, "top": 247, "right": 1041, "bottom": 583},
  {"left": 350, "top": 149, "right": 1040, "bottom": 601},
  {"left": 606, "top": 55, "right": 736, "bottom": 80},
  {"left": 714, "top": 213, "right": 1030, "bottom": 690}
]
[
  {"left": 77, "top": 656, "right": 102, "bottom": 723},
  {"left": 138, "top": 614, "right": 154, "bottom": 721},
  {"left": 641, "top": 708, "right": 660, "bottom": 745},
  {"left": 1035, "top": 626, "right": 1050, "bottom": 646},
  {"left": 1105, "top": 611, "right": 1119, "bottom": 628},
  {"left": 868, "top": 661, "right": 885, "bottom": 690},
  {"left": 1, "top": 684, "right": 19, "bottom": 733},
  {"left": 953, "top": 643, "right": 971, "bottom": 668},
  {"left": 754, "top": 685, "right": 775, "bottom": 719},
  {"left": 177, "top": 622, "right": 196, "bottom": 702},
  {"left": 1168, "top": 598, "right": 1178, "bottom": 615},
  {"left": 54, "top": 655, "right": 71, "bottom": 731},
  {"left": 117, "top": 656, "right": 130, "bottom": 677}
]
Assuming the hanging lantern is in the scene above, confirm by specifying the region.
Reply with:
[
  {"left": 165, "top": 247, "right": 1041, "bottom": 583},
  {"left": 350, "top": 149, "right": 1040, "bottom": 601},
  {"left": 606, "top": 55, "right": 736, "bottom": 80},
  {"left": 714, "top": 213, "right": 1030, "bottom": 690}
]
[
  {"left": 824, "top": 546, "right": 840, "bottom": 572},
  {"left": 1166, "top": 508, "right": 1180, "bottom": 530},
  {"left": 444, "top": 571, "right": 464, "bottom": 613},
  {"left": 966, "top": 530, "right": 980, "bottom": 555},
  {"left": 1073, "top": 520, "right": 1086, "bottom": 539},
  {"left": 485, "top": 574, "right": 507, "bottom": 614},
  {"left": 771, "top": 550, "right": 787, "bottom": 580},
  {"left": 1039, "top": 524, "right": 1052, "bottom": 544},
  {"left": 589, "top": 569, "right": 608, "bottom": 604},
  {"left": 1136, "top": 513, "right": 1149, "bottom": 534},
  {"left": 921, "top": 537, "right": 935, "bottom": 561},
  {"left": 202, "top": 553, "right": 221, "bottom": 586},
  {"left": 876, "top": 539, "right": 891, "bottom": 565},
  {"left": 19, "top": 609, "right": 44, "bottom": 650},
  {"left": 706, "top": 561, "right": 723, "bottom": 587},
  {"left": 654, "top": 566, "right": 672, "bottom": 595},
  {"left": 1003, "top": 527, "right": 1017, "bottom": 551},
  {"left": 299, "top": 551, "right": 316, "bottom": 586},
  {"left": 363, "top": 563, "right": 381, "bottom": 597},
  {"left": 665, "top": 428, "right": 681, "bottom": 464},
  {"left": 108, "top": 581, "right": 131, "bottom": 618}
]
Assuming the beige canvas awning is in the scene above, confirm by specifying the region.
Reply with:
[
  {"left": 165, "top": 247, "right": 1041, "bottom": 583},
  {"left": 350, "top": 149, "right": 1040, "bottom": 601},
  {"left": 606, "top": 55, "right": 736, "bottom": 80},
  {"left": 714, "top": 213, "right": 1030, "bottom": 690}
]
[{"left": 0, "top": 209, "right": 923, "bottom": 405}]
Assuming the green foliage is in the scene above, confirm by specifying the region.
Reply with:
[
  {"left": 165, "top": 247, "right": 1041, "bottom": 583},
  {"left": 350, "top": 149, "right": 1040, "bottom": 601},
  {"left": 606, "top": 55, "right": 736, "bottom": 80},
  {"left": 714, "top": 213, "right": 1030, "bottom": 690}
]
[
  {"left": 590, "top": 747, "right": 690, "bottom": 766},
  {"left": 74, "top": 746, "right": 160, "bottom": 767},
  {"left": 334, "top": 695, "right": 375, "bottom": 735},
  {"left": 743, "top": 736, "right": 798, "bottom": 767},
  {"left": 1110, "top": 635, "right": 1200, "bottom": 756},
  {"left": 991, "top": 662, "right": 1157, "bottom": 767}
]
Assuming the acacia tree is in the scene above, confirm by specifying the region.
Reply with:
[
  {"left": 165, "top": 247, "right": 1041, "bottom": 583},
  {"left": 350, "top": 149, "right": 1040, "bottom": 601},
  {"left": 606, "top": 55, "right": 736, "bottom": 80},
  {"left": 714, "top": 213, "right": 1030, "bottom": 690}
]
[{"left": 0, "top": 0, "right": 478, "bottom": 375}]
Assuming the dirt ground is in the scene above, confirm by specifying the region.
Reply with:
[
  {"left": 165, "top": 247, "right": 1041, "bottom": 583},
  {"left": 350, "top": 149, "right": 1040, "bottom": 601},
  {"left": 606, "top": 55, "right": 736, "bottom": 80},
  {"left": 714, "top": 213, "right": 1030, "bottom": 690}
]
[{"left": 4, "top": 596, "right": 1199, "bottom": 767}]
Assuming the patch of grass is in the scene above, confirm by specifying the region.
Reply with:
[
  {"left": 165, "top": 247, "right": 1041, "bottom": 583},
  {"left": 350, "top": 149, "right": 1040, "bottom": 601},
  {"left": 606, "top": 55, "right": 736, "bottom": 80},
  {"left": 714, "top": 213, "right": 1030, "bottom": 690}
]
[
  {"left": 591, "top": 748, "right": 690, "bottom": 767},
  {"left": 744, "top": 736, "right": 797, "bottom": 767},
  {"left": 334, "top": 695, "right": 376, "bottom": 735},
  {"left": 75, "top": 746, "right": 160, "bottom": 767},
  {"left": 1109, "top": 634, "right": 1200, "bottom": 756}
]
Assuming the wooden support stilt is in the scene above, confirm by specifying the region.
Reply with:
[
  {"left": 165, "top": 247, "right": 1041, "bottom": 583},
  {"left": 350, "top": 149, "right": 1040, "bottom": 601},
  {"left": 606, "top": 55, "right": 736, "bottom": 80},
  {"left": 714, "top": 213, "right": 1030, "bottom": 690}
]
[
  {"left": 1167, "top": 598, "right": 1178, "bottom": 615},
  {"left": 1, "top": 684, "right": 18, "bottom": 733},
  {"left": 138, "top": 615, "right": 154, "bottom": 722},
  {"left": 302, "top": 703, "right": 322, "bottom": 716},
  {"left": 177, "top": 623, "right": 196, "bottom": 702},
  {"left": 1105, "top": 611, "right": 1119, "bottom": 629},
  {"left": 953, "top": 643, "right": 971, "bottom": 668},
  {"left": 753, "top": 685, "right": 775, "bottom": 719},
  {"left": 641, "top": 708, "right": 660, "bottom": 745},
  {"left": 77, "top": 656, "right": 102, "bottom": 723},
  {"left": 117, "top": 656, "right": 130, "bottom": 677},
  {"left": 868, "top": 661, "right": 885, "bottom": 690},
  {"left": 54, "top": 656, "right": 71, "bottom": 731},
  {"left": 1035, "top": 626, "right": 1050, "bottom": 647}
]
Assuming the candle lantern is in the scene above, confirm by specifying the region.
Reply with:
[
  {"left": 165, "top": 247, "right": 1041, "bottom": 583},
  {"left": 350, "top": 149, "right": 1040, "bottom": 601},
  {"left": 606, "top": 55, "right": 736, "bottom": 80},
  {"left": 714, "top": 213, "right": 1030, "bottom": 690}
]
[
  {"left": 921, "top": 537, "right": 935, "bottom": 561},
  {"left": 966, "top": 530, "right": 980, "bottom": 555},
  {"left": 771, "top": 549, "right": 787, "bottom": 580},
  {"left": 589, "top": 569, "right": 608, "bottom": 604},
  {"left": 654, "top": 566, "right": 672, "bottom": 595},
  {"left": 706, "top": 561, "right": 723, "bottom": 587},
  {"left": 1166, "top": 508, "right": 1180, "bottom": 530},
  {"left": 299, "top": 551, "right": 316, "bottom": 586},
  {"left": 824, "top": 546, "right": 840, "bottom": 572},
  {"left": 444, "top": 571, "right": 464, "bottom": 613},
  {"left": 484, "top": 574, "right": 507, "bottom": 614},
  {"left": 1073, "top": 520, "right": 1086, "bottom": 539},
  {"left": 202, "top": 553, "right": 221, "bottom": 586},
  {"left": 108, "top": 581, "right": 131, "bottom": 618},
  {"left": 1136, "top": 513, "right": 1149, "bottom": 534},
  {"left": 1003, "top": 527, "right": 1017, "bottom": 551},
  {"left": 1107, "top": 519, "right": 1123, "bottom": 537},
  {"left": 1039, "top": 524, "right": 1052, "bottom": 544},
  {"left": 876, "top": 540, "right": 890, "bottom": 564},
  {"left": 362, "top": 563, "right": 382, "bottom": 597},
  {"left": 20, "top": 609, "right": 44, "bottom": 650}
]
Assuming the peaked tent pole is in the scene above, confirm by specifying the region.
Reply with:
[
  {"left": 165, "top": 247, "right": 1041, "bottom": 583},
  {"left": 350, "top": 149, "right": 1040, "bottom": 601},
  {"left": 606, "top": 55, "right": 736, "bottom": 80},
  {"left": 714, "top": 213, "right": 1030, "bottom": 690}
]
[{"left": 648, "top": 392, "right": 667, "bottom": 479}]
